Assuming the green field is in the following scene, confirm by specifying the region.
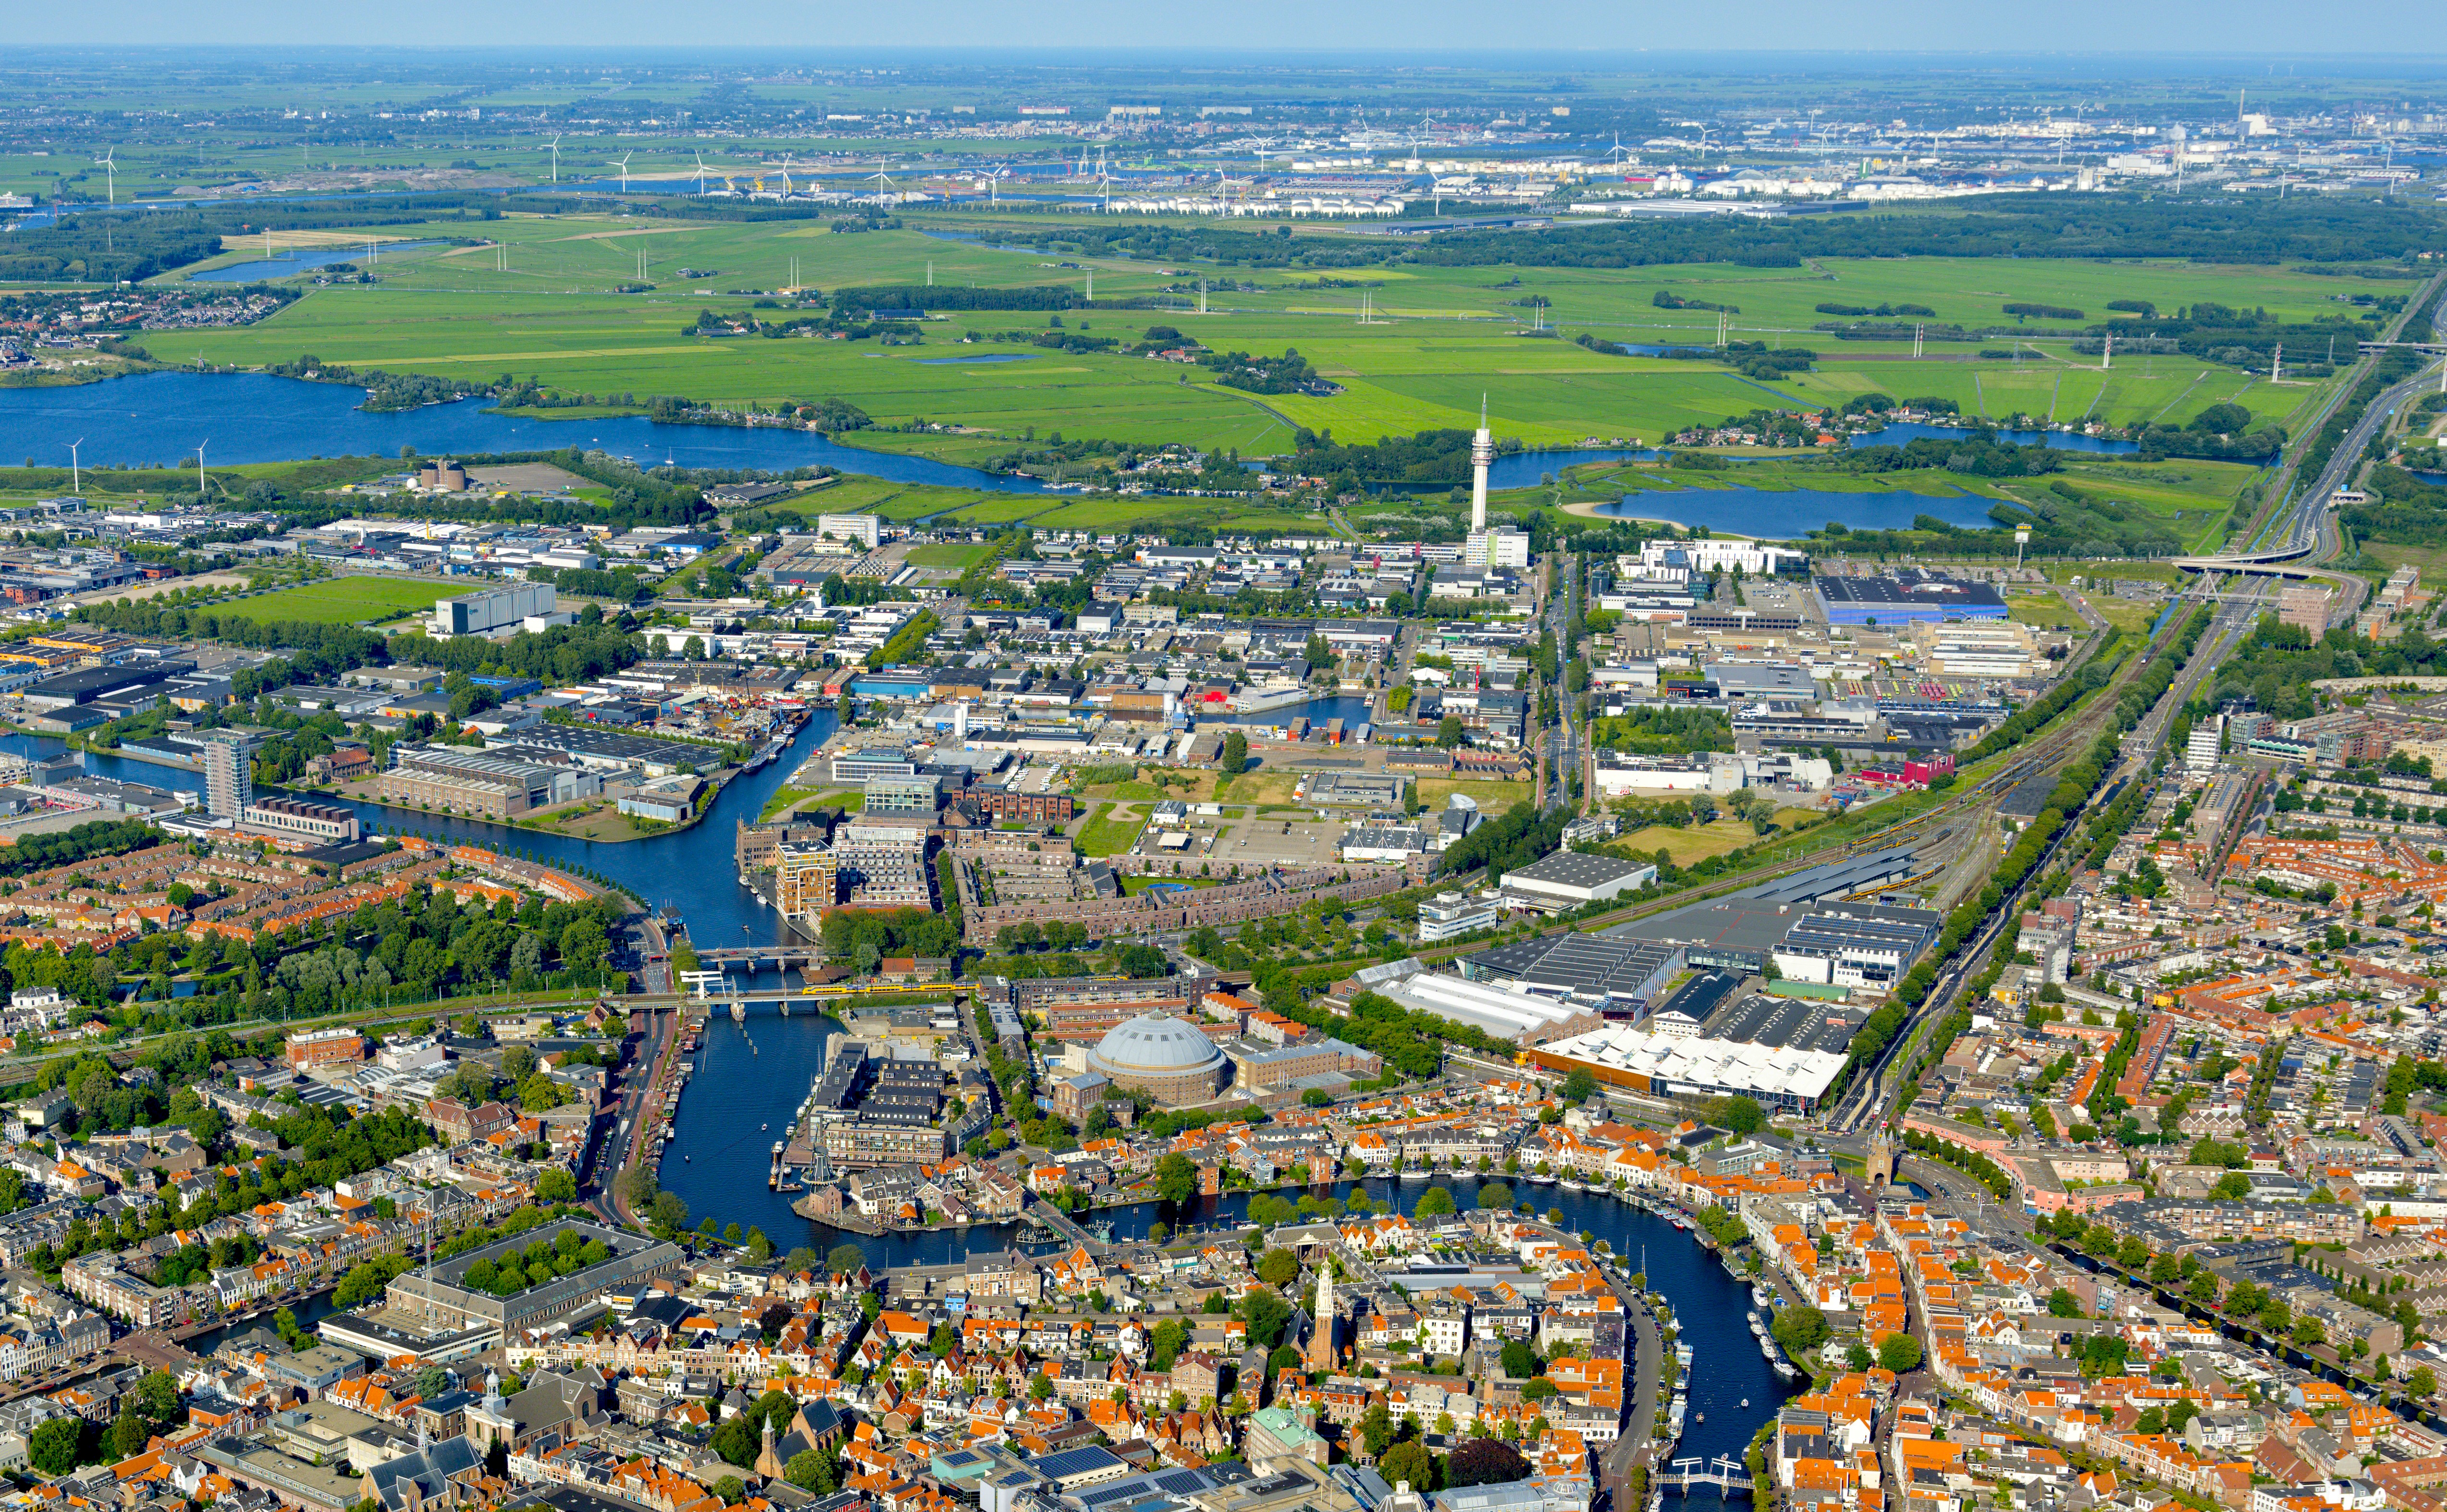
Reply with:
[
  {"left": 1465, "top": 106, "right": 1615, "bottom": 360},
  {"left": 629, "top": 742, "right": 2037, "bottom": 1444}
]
[
  {"left": 215, "top": 577, "right": 442, "bottom": 626},
  {"left": 905, "top": 542, "right": 995, "bottom": 570},
  {"left": 151, "top": 213, "right": 2364, "bottom": 468},
  {"left": 1074, "top": 803, "right": 1144, "bottom": 858},
  {"left": 2004, "top": 588, "right": 2085, "bottom": 631}
]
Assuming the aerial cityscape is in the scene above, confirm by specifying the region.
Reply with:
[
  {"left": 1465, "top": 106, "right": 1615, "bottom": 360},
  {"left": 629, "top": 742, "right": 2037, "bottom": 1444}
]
[{"left": 0, "top": 34, "right": 2443, "bottom": 1512}]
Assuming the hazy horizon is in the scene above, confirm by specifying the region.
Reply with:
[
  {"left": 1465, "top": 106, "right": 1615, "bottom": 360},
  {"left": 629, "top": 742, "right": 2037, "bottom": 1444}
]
[{"left": 13, "top": 3, "right": 2447, "bottom": 59}]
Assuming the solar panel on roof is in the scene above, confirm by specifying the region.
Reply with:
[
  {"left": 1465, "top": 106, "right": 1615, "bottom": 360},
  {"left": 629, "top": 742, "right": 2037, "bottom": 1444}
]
[
  {"left": 1039, "top": 1446, "right": 1124, "bottom": 1480},
  {"left": 1153, "top": 1470, "right": 1209, "bottom": 1494}
]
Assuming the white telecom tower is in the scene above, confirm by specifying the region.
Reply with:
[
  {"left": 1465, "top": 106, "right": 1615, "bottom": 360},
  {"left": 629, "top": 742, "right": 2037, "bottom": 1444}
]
[{"left": 1470, "top": 395, "right": 1493, "bottom": 532}]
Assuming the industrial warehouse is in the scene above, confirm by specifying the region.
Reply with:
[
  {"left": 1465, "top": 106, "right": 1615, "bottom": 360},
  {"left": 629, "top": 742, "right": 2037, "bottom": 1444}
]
[
  {"left": 1346, "top": 849, "right": 1943, "bottom": 1111},
  {"left": 1524, "top": 1022, "right": 1852, "bottom": 1114},
  {"left": 1813, "top": 569, "right": 2008, "bottom": 625}
]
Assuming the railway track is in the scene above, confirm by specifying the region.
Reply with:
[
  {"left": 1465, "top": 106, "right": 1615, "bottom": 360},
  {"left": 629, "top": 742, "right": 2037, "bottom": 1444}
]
[
  {"left": 1398, "top": 590, "right": 2200, "bottom": 972},
  {"left": 1831, "top": 322, "right": 2444, "bottom": 1136}
]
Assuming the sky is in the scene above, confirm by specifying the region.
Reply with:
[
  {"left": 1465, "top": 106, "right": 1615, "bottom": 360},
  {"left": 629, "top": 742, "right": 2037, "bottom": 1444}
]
[{"left": 14, "top": 0, "right": 2447, "bottom": 57}]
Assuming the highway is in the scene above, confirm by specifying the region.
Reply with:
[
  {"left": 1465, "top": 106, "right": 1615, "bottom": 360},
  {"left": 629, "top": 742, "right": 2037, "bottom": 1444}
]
[{"left": 2173, "top": 275, "right": 2447, "bottom": 626}]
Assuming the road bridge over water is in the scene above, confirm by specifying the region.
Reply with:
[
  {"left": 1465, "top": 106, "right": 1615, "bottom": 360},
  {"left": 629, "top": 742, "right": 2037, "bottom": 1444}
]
[
  {"left": 688, "top": 946, "right": 825, "bottom": 971},
  {"left": 1025, "top": 1193, "right": 1106, "bottom": 1252}
]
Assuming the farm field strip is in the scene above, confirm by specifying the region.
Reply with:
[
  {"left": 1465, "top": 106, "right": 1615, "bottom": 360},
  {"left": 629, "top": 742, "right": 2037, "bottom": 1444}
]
[{"left": 148, "top": 217, "right": 2369, "bottom": 460}]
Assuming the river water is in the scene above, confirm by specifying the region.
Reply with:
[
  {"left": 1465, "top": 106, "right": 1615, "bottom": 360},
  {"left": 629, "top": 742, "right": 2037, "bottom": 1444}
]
[
  {"left": 0, "top": 374, "right": 1051, "bottom": 493},
  {"left": 659, "top": 1006, "right": 1793, "bottom": 1463},
  {"left": 1591, "top": 485, "right": 1996, "bottom": 536},
  {"left": 0, "top": 704, "right": 1789, "bottom": 1453},
  {"left": 0, "top": 705, "right": 839, "bottom": 951},
  {"left": 0, "top": 371, "right": 2121, "bottom": 541}
]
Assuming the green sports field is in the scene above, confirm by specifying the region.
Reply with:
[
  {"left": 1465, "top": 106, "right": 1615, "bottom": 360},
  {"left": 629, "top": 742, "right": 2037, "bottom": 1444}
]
[
  {"left": 154, "top": 212, "right": 2365, "bottom": 467},
  {"left": 213, "top": 577, "right": 442, "bottom": 626}
]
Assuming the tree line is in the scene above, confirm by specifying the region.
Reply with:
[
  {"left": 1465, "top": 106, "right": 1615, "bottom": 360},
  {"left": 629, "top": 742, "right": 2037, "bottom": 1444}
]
[
  {"left": 1289, "top": 426, "right": 1524, "bottom": 490},
  {"left": 1405, "top": 195, "right": 2446, "bottom": 270}
]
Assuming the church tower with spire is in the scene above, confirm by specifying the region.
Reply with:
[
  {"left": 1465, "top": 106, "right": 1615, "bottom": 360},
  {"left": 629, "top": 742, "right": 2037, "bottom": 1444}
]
[{"left": 1307, "top": 1263, "right": 1337, "bottom": 1371}]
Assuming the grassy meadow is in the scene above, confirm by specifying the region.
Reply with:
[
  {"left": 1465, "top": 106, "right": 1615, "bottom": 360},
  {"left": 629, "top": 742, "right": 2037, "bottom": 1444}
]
[
  {"left": 147, "top": 212, "right": 2364, "bottom": 476},
  {"left": 215, "top": 577, "right": 443, "bottom": 626}
]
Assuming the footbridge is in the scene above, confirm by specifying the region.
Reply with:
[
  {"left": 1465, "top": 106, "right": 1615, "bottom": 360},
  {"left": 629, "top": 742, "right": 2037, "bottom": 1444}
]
[{"left": 1663, "top": 1458, "right": 1754, "bottom": 1496}]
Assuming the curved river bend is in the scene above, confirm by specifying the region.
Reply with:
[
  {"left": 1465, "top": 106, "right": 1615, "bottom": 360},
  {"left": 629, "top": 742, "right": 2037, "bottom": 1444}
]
[
  {"left": 667, "top": 1004, "right": 1796, "bottom": 1468},
  {"left": 2, "top": 717, "right": 1795, "bottom": 1456}
]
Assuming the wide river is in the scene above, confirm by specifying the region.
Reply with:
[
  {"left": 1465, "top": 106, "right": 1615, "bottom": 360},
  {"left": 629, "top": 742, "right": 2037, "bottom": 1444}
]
[
  {"left": 5, "top": 370, "right": 2017, "bottom": 535},
  {"left": 4, "top": 709, "right": 1797, "bottom": 1453}
]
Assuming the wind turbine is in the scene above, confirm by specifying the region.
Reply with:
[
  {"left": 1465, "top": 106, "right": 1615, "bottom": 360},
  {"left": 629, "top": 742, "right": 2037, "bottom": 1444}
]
[
  {"left": 65, "top": 438, "right": 83, "bottom": 497},
  {"left": 95, "top": 148, "right": 115, "bottom": 205},
  {"left": 1605, "top": 132, "right": 1633, "bottom": 169},
  {"left": 547, "top": 133, "right": 562, "bottom": 184},
  {"left": 194, "top": 440, "right": 210, "bottom": 502},
  {"left": 691, "top": 151, "right": 711, "bottom": 196},
  {"left": 608, "top": 152, "right": 633, "bottom": 191},
  {"left": 869, "top": 160, "right": 898, "bottom": 202},
  {"left": 776, "top": 154, "right": 794, "bottom": 197}
]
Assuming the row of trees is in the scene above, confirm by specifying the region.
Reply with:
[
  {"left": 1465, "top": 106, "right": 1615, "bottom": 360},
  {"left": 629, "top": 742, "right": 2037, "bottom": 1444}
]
[{"left": 2036, "top": 1209, "right": 2427, "bottom": 1384}]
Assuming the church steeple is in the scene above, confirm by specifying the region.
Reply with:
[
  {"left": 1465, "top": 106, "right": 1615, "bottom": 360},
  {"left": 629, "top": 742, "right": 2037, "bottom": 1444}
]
[{"left": 1307, "top": 1262, "right": 1337, "bottom": 1371}]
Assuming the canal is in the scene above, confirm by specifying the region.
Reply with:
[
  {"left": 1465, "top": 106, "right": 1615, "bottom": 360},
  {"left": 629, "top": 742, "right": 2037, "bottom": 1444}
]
[
  {"left": 1, "top": 706, "right": 839, "bottom": 952},
  {"left": 6, "top": 707, "right": 1793, "bottom": 1455},
  {"left": 657, "top": 1005, "right": 1794, "bottom": 1467}
]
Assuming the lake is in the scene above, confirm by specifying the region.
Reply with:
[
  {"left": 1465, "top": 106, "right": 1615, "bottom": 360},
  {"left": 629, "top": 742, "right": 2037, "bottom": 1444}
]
[
  {"left": 0, "top": 371, "right": 1051, "bottom": 492},
  {"left": 189, "top": 240, "right": 453, "bottom": 283}
]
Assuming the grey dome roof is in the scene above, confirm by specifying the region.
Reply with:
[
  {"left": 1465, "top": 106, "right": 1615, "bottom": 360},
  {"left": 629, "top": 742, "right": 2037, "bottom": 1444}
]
[{"left": 1089, "top": 1013, "right": 1225, "bottom": 1075}]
